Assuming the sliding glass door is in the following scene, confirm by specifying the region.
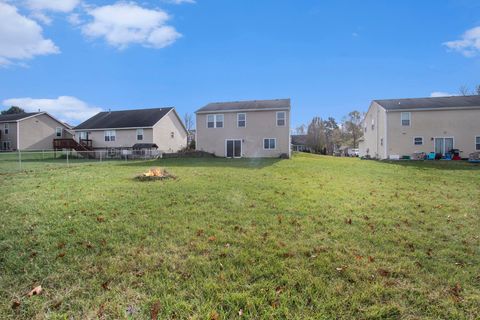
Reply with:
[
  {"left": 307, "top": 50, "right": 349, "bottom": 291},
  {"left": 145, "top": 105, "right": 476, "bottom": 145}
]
[{"left": 434, "top": 137, "right": 454, "bottom": 155}]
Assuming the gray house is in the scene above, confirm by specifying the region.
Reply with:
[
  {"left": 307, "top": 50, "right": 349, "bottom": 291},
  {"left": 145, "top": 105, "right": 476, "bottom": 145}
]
[
  {"left": 0, "top": 112, "right": 72, "bottom": 151},
  {"left": 359, "top": 95, "right": 480, "bottom": 159},
  {"left": 195, "top": 99, "right": 291, "bottom": 158},
  {"left": 73, "top": 107, "right": 188, "bottom": 152}
]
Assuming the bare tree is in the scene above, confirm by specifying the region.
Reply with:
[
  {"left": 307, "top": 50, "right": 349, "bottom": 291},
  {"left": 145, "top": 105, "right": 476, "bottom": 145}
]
[
  {"left": 183, "top": 113, "right": 194, "bottom": 131},
  {"left": 295, "top": 124, "right": 306, "bottom": 135},
  {"left": 475, "top": 85, "right": 480, "bottom": 95},
  {"left": 343, "top": 111, "right": 364, "bottom": 148},
  {"left": 459, "top": 85, "right": 470, "bottom": 96}
]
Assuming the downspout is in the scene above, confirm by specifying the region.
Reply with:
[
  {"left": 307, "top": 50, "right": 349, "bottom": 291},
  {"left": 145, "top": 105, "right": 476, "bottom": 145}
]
[
  {"left": 16, "top": 120, "right": 20, "bottom": 150},
  {"left": 384, "top": 110, "right": 388, "bottom": 159}
]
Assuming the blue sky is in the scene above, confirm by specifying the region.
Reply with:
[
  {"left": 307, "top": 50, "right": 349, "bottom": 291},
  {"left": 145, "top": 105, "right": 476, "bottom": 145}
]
[{"left": 1, "top": 0, "right": 480, "bottom": 127}]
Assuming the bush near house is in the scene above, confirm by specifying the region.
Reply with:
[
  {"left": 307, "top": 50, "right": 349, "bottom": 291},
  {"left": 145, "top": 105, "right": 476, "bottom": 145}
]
[{"left": 1, "top": 154, "right": 479, "bottom": 318}]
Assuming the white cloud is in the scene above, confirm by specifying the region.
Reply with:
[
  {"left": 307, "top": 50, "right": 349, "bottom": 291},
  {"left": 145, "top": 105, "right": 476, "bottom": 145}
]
[
  {"left": 81, "top": 2, "right": 181, "bottom": 49},
  {"left": 0, "top": 2, "right": 59, "bottom": 65},
  {"left": 2, "top": 96, "right": 102, "bottom": 124},
  {"left": 67, "top": 13, "right": 83, "bottom": 26},
  {"left": 444, "top": 26, "right": 480, "bottom": 57},
  {"left": 430, "top": 92, "right": 458, "bottom": 98},
  {"left": 25, "top": 0, "right": 81, "bottom": 13},
  {"left": 164, "top": 0, "right": 196, "bottom": 4}
]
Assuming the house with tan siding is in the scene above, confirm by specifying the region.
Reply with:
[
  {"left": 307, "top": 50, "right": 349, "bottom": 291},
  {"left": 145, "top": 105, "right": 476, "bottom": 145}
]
[
  {"left": 0, "top": 112, "right": 72, "bottom": 151},
  {"left": 74, "top": 108, "right": 188, "bottom": 152},
  {"left": 195, "top": 99, "right": 291, "bottom": 158},
  {"left": 359, "top": 95, "right": 480, "bottom": 159}
]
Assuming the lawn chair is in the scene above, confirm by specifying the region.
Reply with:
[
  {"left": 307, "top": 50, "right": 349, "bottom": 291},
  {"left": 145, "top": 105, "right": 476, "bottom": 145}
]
[
  {"left": 469, "top": 152, "right": 480, "bottom": 163},
  {"left": 427, "top": 152, "right": 436, "bottom": 160},
  {"left": 442, "top": 153, "right": 453, "bottom": 161}
]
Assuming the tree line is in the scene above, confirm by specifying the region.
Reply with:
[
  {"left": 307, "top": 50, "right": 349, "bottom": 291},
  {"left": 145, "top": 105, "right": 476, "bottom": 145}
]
[{"left": 294, "top": 110, "right": 364, "bottom": 155}]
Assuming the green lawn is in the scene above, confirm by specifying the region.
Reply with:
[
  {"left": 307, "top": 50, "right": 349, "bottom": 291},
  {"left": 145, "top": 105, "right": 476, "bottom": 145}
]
[{"left": 1, "top": 154, "right": 479, "bottom": 319}]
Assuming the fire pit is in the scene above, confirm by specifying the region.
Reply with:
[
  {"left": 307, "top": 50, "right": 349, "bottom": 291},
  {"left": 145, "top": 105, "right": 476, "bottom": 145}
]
[{"left": 135, "top": 168, "right": 176, "bottom": 181}]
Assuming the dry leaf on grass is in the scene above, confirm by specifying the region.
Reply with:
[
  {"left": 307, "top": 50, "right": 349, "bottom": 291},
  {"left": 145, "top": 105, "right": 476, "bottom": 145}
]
[
  {"left": 11, "top": 300, "right": 20, "bottom": 309},
  {"left": 208, "top": 236, "right": 216, "bottom": 242},
  {"left": 150, "top": 301, "right": 161, "bottom": 320},
  {"left": 27, "top": 285, "right": 42, "bottom": 297}
]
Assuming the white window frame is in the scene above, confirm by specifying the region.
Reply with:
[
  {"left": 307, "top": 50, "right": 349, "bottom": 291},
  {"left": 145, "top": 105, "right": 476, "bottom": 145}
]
[
  {"left": 476, "top": 136, "right": 480, "bottom": 151},
  {"left": 104, "top": 130, "right": 116, "bottom": 142},
  {"left": 237, "top": 113, "right": 246, "bottom": 128},
  {"left": 206, "top": 114, "right": 224, "bottom": 128},
  {"left": 413, "top": 136, "right": 423, "bottom": 146},
  {"left": 4, "top": 123, "right": 9, "bottom": 135},
  {"left": 276, "top": 111, "right": 286, "bottom": 127},
  {"left": 401, "top": 112, "right": 411, "bottom": 127},
  {"left": 55, "top": 127, "right": 62, "bottom": 138},
  {"left": 263, "top": 138, "right": 276, "bottom": 150},
  {"left": 136, "top": 128, "right": 144, "bottom": 141}
]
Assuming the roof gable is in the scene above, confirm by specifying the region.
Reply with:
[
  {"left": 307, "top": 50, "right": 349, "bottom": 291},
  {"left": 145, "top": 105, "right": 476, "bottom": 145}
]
[
  {"left": 374, "top": 95, "right": 480, "bottom": 111},
  {"left": 196, "top": 99, "right": 291, "bottom": 113},
  {"left": 75, "top": 107, "right": 174, "bottom": 130}
]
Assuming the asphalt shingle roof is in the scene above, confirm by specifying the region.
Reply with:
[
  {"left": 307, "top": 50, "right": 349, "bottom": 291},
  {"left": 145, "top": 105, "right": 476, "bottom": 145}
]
[
  {"left": 0, "top": 112, "right": 41, "bottom": 122},
  {"left": 196, "top": 99, "right": 291, "bottom": 113},
  {"left": 75, "top": 108, "right": 173, "bottom": 130},
  {"left": 374, "top": 95, "right": 480, "bottom": 111}
]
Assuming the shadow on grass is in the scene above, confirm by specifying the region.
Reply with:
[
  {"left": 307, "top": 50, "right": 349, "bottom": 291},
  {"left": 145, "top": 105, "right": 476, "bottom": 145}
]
[
  {"left": 118, "top": 157, "right": 283, "bottom": 169},
  {"left": 380, "top": 160, "right": 480, "bottom": 171}
]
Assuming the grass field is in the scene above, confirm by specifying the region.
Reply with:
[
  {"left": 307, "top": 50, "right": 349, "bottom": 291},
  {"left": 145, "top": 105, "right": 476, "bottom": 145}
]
[{"left": 1, "top": 153, "right": 479, "bottom": 319}]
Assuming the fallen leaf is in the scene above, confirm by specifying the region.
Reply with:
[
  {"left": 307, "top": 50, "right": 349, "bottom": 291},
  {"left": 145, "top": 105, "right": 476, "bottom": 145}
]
[
  {"left": 57, "top": 252, "right": 66, "bottom": 258},
  {"left": 345, "top": 218, "right": 352, "bottom": 225},
  {"left": 150, "top": 301, "right": 161, "bottom": 320},
  {"left": 11, "top": 300, "right": 20, "bottom": 309},
  {"left": 210, "top": 311, "right": 219, "bottom": 320},
  {"left": 377, "top": 268, "right": 391, "bottom": 277},
  {"left": 238, "top": 309, "right": 243, "bottom": 316},
  {"left": 96, "top": 216, "right": 105, "bottom": 223},
  {"left": 368, "top": 256, "right": 375, "bottom": 263},
  {"left": 208, "top": 236, "right": 216, "bottom": 242},
  {"left": 101, "top": 280, "right": 110, "bottom": 290},
  {"left": 27, "top": 285, "right": 42, "bottom": 297},
  {"left": 196, "top": 229, "right": 204, "bottom": 236}
]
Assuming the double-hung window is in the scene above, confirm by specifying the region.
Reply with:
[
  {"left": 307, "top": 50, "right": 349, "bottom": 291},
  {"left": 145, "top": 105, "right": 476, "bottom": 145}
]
[
  {"left": 237, "top": 113, "right": 246, "bottom": 128},
  {"left": 476, "top": 136, "right": 480, "bottom": 150},
  {"left": 263, "top": 138, "right": 276, "bottom": 150},
  {"left": 371, "top": 118, "right": 375, "bottom": 130},
  {"left": 104, "top": 130, "right": 116, "bottom": 142},
  {"left": 401, "top": 112, "right": 411, "bottom": 126},
  {"left": 55, "top": 127, "right": 62, "bottom": 137},
  {"left": 136, "top": 129, "right": 144, "bottom": 141},
  {"left": 4, "top": 123, "right": 9, "bottom": 135},
  {"left": 207, "top": 114, "right": 224, "bottom": 128},
  {"left": 414, "top": 137, "right": 423, "bottom": 146},
  {"left": 276, "top": 112, "right": 286, "bottom": 126}
]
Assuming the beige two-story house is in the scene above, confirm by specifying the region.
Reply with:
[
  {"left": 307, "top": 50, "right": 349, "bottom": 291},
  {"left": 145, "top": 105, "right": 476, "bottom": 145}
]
[
  {"left": 74, "top": 107, "right": 188, "bottom": 152},
  {"left": 195, "top": 99, "right": 291, "bottom": 158},
  {"left": 359, "top": 95, "right": 480, "bottom": 159},
  {"left": 0, "top": 112, "right": 72, "bottom": 151}
]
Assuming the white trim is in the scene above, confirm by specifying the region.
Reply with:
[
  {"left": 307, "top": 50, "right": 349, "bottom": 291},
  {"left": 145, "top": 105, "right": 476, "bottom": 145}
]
[
  {"left": 400, "top": 112, "right": 411, "bottom": 127},
  {"left": 413, "top": 136, "right": 424, "bottom": 146},
  {"left": 104, "top": 130, "right": 116, "bottom": 142},
  {"left": 385, "top": 106, "right": 480, "bottom": 112},
  {"left": 224, "top": 139, "right": 242, "bottom": 158},
  {"left": 136, "top": 128, "right": 144, "bottom": 141},
  {"left": 433, "top": 136, "right": 455, "bottom": 155},
  {"left": 196, "top": 107, "right": 290, "bottom": 114},
  {"left": 206, "top": 114, "right": 224, "bottom": 129},
  {"left": 75, "top": 126, "right": 152, "bottom": 131},
  {"left": 55, "top": 127, "right": 63, "bottom": 138},
  {"left": 276, "top": 111, "right": 286, "bottom": 127},
  {"left": 237, "top": 113, "right": 246, "bottom": 128},
  {"left": 263, "top": 138, "right": 276, "bottom": 150}
]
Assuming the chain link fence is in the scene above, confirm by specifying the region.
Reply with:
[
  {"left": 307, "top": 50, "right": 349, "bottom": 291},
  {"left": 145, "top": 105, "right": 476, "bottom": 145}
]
[{"left": 0, "top": 149, "right": 162, "bottom": 173}]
